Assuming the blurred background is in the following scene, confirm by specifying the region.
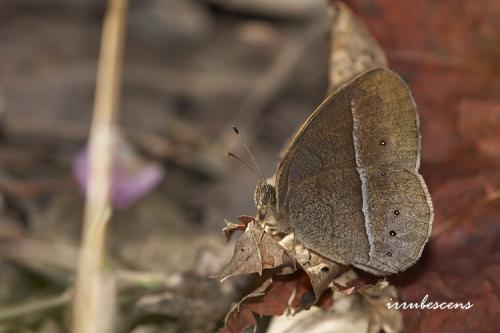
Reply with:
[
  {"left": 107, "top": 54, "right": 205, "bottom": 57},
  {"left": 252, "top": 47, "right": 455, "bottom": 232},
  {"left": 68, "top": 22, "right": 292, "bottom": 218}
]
[{"left": 0, "top": 0, "right": 499, "bottom": 332}]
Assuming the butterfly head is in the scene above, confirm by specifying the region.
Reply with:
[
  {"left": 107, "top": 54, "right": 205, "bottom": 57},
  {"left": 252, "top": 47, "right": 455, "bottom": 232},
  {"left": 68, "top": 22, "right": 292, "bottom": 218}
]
[{"left": 254, "top": 181, "right": 276, "bottom": 220}]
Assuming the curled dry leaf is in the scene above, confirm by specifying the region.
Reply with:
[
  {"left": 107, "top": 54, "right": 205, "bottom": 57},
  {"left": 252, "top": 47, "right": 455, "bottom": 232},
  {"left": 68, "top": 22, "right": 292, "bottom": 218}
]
[
  {"left": 219, "top": 220, "right": 400, "bottom": 333},
  {"left": 222, "top": 220, "right": 246, "bottom": 242},
  {"left": 220, "top": 232, "right": 343, "bottom": 332},
  {"left": 222, "top": 277, "right": 273, "bottom": 332},
  {"left": 237, "top": 215, "right": 257, "bottom": 224},
  {"left": 221, "top": 270, "right": 330, "bottom": 333},
  {"left": 327, "top": 1, "right": 387, "bottom": 93},
  {"left": 222, "top": 215, "right": 255, "bottom": 241},
  {"left": 301, "top": 260, "right": 342, "bottom": 302},
  {"left": 292, "top": 241, "right": 348, "bottom": 301},
  {"left": 218, "top": 222, "right": 288, "bottom": 282},
  {"left": 219, "top": 223, "right": 393, "bottom": 332}
]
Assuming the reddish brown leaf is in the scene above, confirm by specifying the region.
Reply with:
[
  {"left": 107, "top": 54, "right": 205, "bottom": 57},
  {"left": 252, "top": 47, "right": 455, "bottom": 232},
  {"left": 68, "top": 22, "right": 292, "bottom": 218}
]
[
  {"left": 221, "top": 270, "right": 324, "bottom": 333},
  {"left": 316, "top": 288, "right": 334, "bottom": 310},
  {"left": 333, "top": 278, "right": 371, "bottom": 295},
  {"left": 237, "top": 215, "right": 256, "bottom": 225},
  {"left": 222, "top": 216, "right": 256, "bottom": 241}
]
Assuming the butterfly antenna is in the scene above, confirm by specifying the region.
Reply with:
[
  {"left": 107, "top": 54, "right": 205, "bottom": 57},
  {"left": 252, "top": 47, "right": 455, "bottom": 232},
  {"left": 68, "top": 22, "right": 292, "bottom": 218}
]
[
  {"left": 232, "top": 126, "right": 267, "bottom": 184},
  {"left": 226, "top": 152, "right": 260, "bottom": 178}
]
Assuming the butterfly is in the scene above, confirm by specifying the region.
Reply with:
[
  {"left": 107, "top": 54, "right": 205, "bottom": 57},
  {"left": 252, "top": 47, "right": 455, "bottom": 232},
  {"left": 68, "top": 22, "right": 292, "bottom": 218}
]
[{"left": 253, "top": 68, "right": 433, "bottom": 276}]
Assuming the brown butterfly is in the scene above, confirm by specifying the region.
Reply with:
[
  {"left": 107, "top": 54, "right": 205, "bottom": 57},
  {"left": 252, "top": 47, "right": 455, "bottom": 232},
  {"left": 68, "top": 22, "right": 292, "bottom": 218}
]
[{"left": 254, "top": 68, "right": 433, "bottom": 276}]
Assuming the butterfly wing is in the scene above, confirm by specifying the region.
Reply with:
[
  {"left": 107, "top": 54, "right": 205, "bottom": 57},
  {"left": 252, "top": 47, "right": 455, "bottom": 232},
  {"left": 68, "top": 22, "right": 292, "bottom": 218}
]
[{"left": 275, "top": 68, "right": 433, "bottom": 275}]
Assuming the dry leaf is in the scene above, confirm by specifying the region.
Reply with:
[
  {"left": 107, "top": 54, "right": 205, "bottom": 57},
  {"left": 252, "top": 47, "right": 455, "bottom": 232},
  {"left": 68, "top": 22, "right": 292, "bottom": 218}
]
[
  {"left": 327, "top": 1, "right": 387, "bottom": 93},
  {"left": 222, "top": 278, "right": 273, "bottom": 332},
  {"left": 218, "top": 222, "right": 287, "bottom": 281},
  {"left": 221, "top": 270, "right": 327, "bottom": 333},
  {"left": 278, "top": 233, "right": 348, "bottom": 300},
  {"left": 237, "top": 215, "right": 257, "bottom": 224},
  {"left": 222, "top": 220, "right": 246, "bottom": 242},
  {"left": 222, "top": 215, "right": 256, "bottom": 242},
  {"left": 294, "top": 243, "right": 348, "bottom": 301},
  {"left": 333, "top": 279, "right": 369, "bottom": 296}
]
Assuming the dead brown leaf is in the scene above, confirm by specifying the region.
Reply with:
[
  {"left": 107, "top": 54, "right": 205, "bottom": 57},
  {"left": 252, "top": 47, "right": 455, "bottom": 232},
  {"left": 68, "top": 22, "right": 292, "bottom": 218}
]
[
  {"left": 327, "top": 1, "right": 387, "bottom": 93},
  {"left": 222, "top": 215, "right": 257, "bottom": 242},
  {"left": 218, "top": 222, "right": 287, "bottom": 282},
  {"left": 293, "top": 243, "right": 348, "bottom": 301},
  {"left": 221, "top": 270, "right": 327, "bottom": 333}
]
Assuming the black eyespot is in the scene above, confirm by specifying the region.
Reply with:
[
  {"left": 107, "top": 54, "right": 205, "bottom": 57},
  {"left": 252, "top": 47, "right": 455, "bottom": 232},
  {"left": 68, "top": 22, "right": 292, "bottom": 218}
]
[
  {"left": 389, "top": 230, "right": 396, "bottom": 237},
  {"left": 394, "top": 210, "right": 400, "bottom": 215},
  {"left": 241, "top": 248, "right": 245, "bottom": 252},
  {"left": 381, "top": 171, "right": 387, "bottom": 177},
  {"left": 320, "top": 266, "right": 330, "bottom": 273},
  {"left": 387, "top": 251, "right": 392, "bottom": 257},
  {"left": 380, "top": 140, "right": 386, "bottom": 145}
]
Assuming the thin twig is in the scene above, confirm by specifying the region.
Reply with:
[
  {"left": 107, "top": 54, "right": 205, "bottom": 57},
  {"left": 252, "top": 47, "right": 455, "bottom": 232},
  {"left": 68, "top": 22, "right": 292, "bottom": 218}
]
[
  {"left": 71, "top": 0, "right": 128, "bottom": 333},
  {"left": 0, "top": 290, "right": 72, "bottom": 323}
]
